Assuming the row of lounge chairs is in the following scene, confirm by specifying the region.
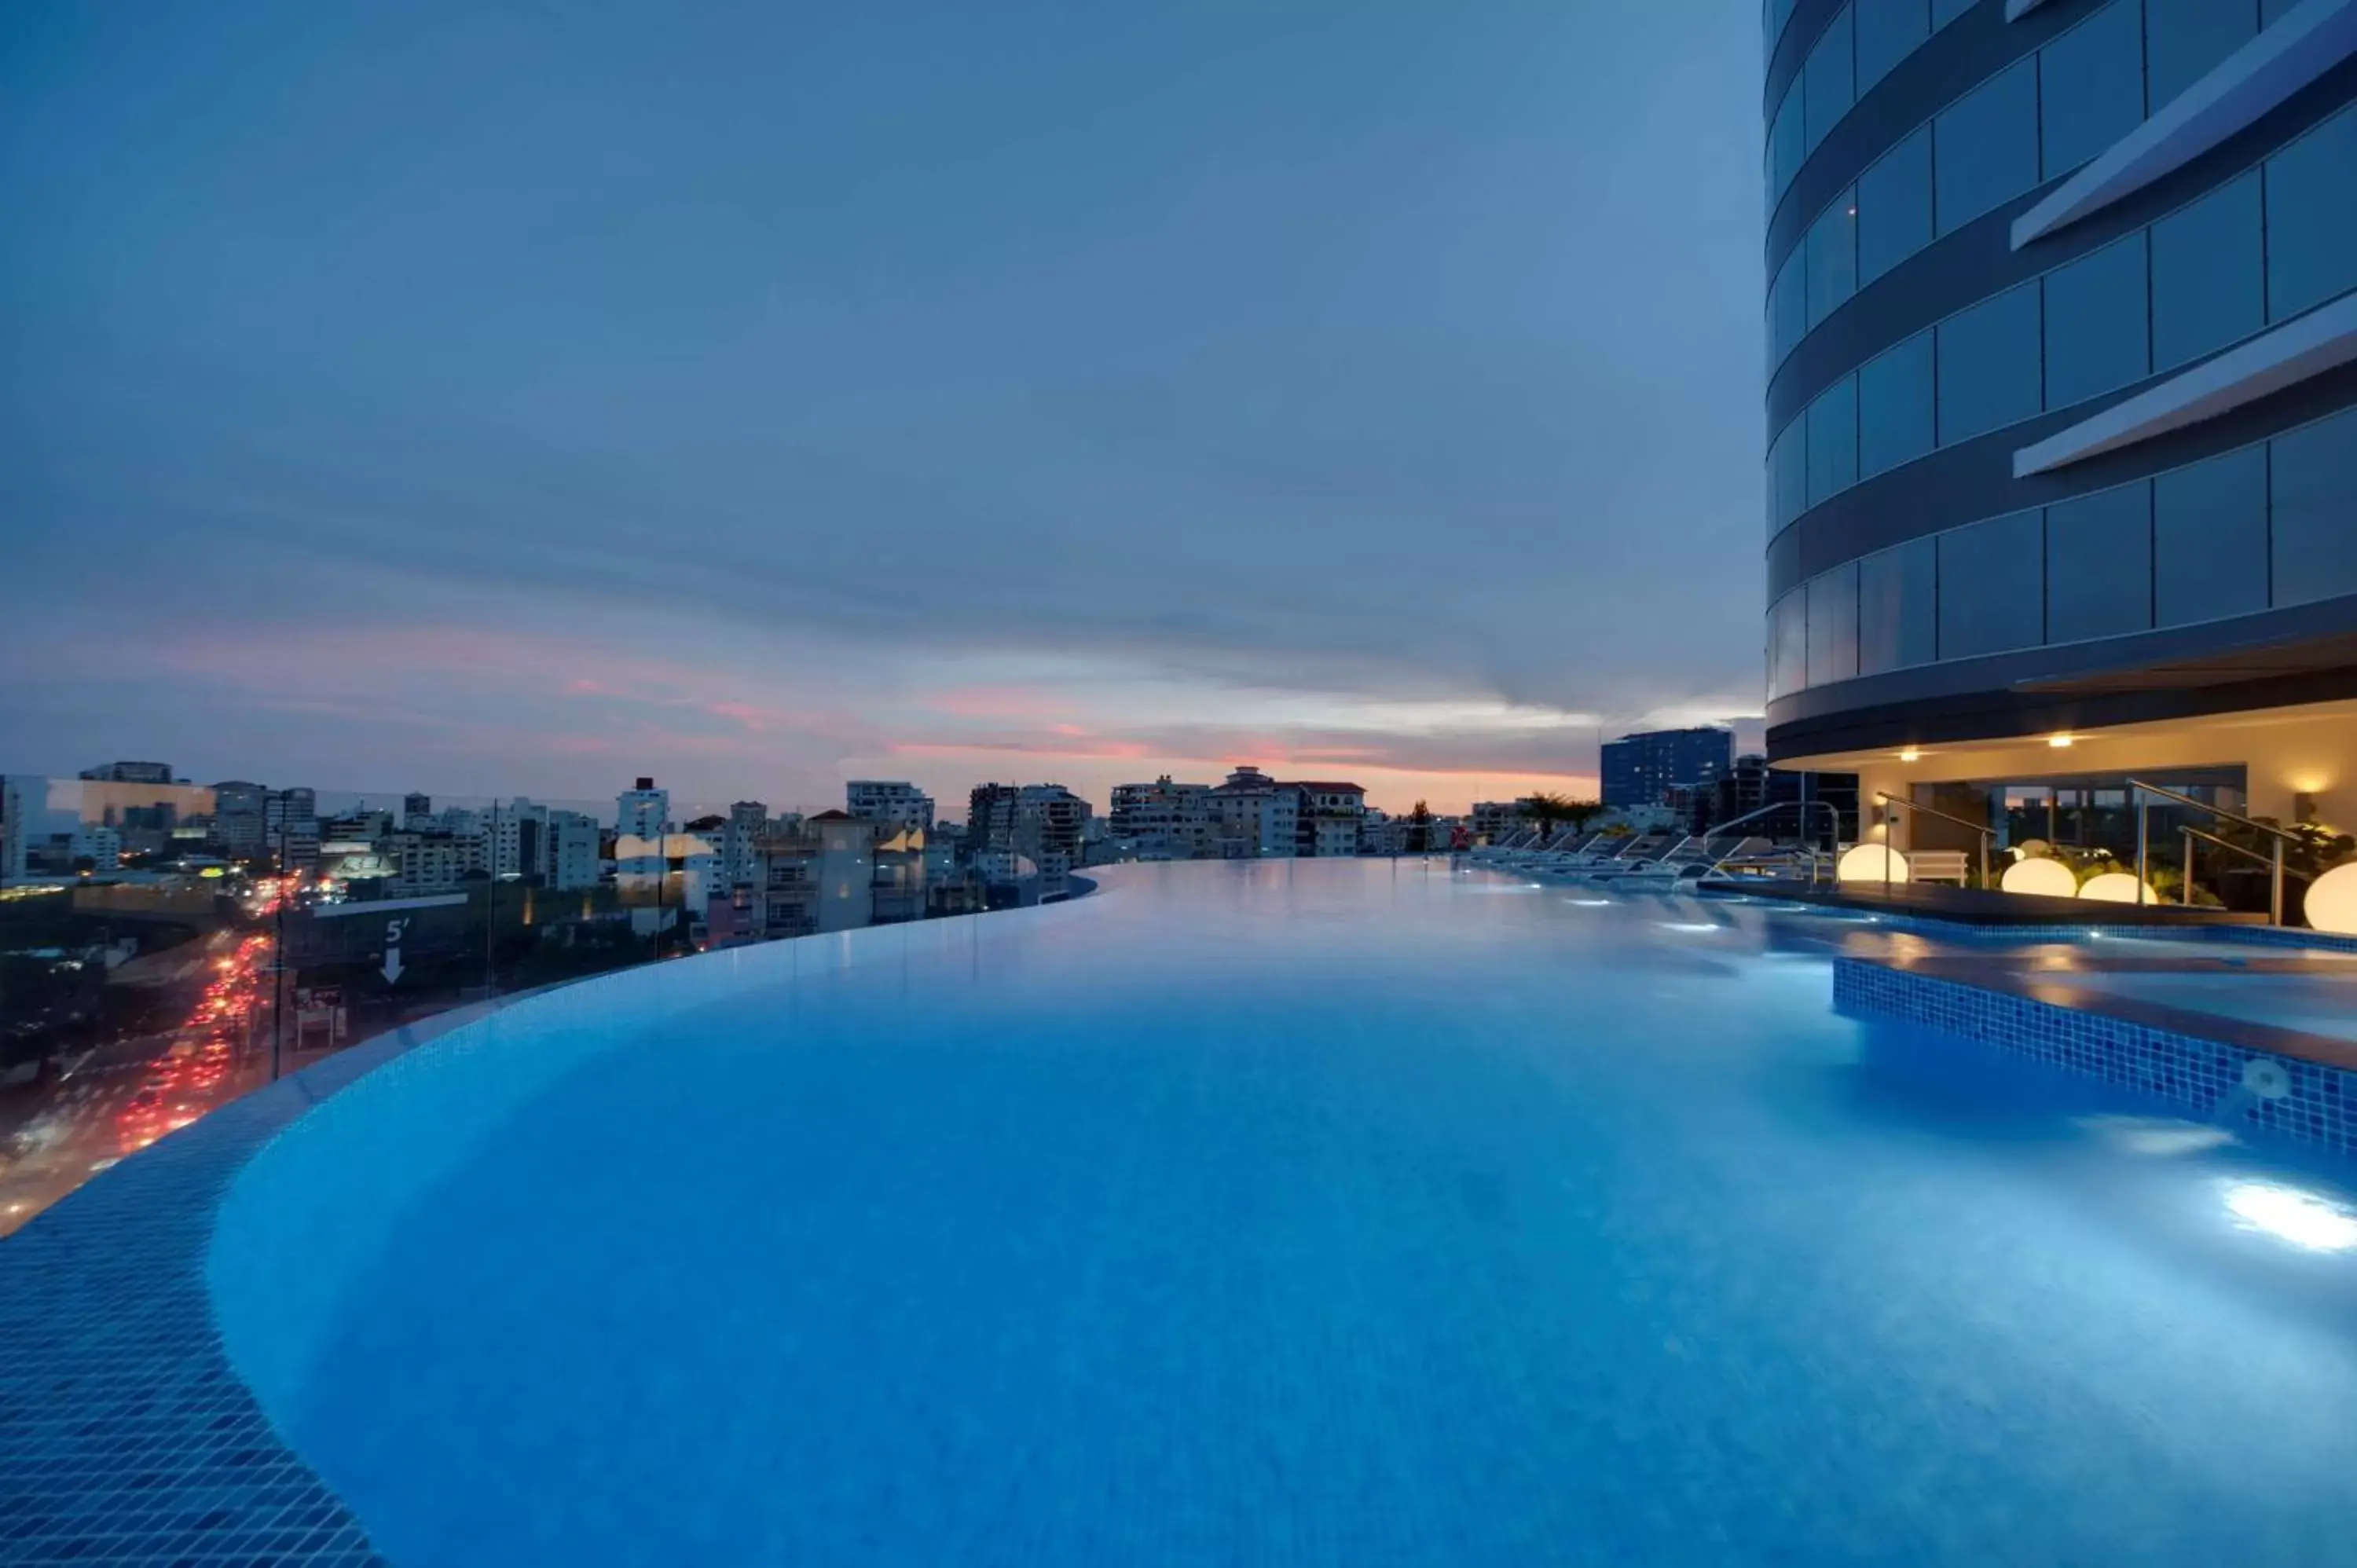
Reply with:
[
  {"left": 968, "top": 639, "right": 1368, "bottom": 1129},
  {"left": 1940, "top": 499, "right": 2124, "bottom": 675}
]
[{"left": 1463, "top": 826, "right": 1834, "bottom": 887}]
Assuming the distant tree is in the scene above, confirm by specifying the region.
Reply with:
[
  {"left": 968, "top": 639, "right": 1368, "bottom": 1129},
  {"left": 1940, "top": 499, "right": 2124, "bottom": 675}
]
[
  {"left": 1522, "top": 792, "right": 1604, "bottom": 844},
  {"left": 1406, "top": 800, "right": 1434, "bottom": 855}
]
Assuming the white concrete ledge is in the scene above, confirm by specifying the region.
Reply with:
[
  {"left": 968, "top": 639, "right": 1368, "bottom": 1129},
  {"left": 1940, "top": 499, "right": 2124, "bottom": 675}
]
[
  {"left": 2011, "top": 0, "right": 2357, "bottom": 250},
  {"left": 2013, "top": 291, "right": 2357, "bottom": 476}
]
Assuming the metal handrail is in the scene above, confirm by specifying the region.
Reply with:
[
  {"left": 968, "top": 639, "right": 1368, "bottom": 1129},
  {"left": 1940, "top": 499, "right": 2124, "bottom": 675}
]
[
  {"left": 2182, "top": 823, "right": 2271, "bottom": 867},
  {"left": 2130, "top": 779, "right": 2294, "bottom": 925},
  {"left": 2126, "top": 779, "right": 2303, "bottom": 844},
  {"left": 1702, "top": 799, "right": 1844, "bottom": 885},
  {"left": 1874, "top": 792, "right": 1992, "bottom": 888}
]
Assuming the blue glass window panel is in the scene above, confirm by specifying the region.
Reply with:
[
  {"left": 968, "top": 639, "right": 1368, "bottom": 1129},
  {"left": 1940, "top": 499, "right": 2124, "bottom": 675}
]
[
  {"left": 2145, "top": 0, "right": 2257, "bottom": 110},
  {"left": 1805, "top": 193, "right": 1858, "bottom": 328},
  {"left": 1772, "top": 419, "right": 1809, "bottom": 531},
  {"left": 2041, "top": 0, "right": 2146, "bottom": 178},
  {"left": 1770, "top": 0, "right": 1801, "bottom": 48},
  {"left": 1859, "top": 536, "right": 1938, "bottom": 673},
  {"left": 1770, "top": 85, "right": 1806, "bottom": 201},
  {"left": 1936, "top": 282, "right": 2041, "bottom": 445},
  {"left": 1809, "top": 562, "right": 1862, "bottom": 685},
  {"left": 1807, "top": 375, "right": 1859, "bottom": 506},
  {"left": 1859, "top": 331, "right": 1935, "bottom": 476},
  {"left": 1933, "top": 0, "right": 1978, "bottom": 27},
  {"left": 1857, "top": 0, "right": 1930, "bottom": 93},
  {"left": 1857, "top": 126, "right": 1932, "bottom": 284},
  {"left": 1934, "top": 57, "right": 2039, "bottom": 235},
  {"left": 1940, "top": 511, "right": 2047, "bottom": 658},
  {"left": 2264, "top": 105, "right": 2357, "bottom": 323},
  {"left": 2154, "top": 446, "right": 2268, "bottom": 626},
  {"left": 1771, "top": 248, "right": 1808, "bottom": 364},
  {"left": 2043, "top": 233, "right": 2149, "bottom": 409},
  {"left": 1805, "top": 8, "right": 1857, "bottom": 153},
  {"left": 2271, "top": 408, "right": 2357, "bottom": 607},
  {"left": 2260, "top": 0, "right": 2300, "bottom": 21},
  {"left": 1770, "top": 589, "right": 1811, "bottom": 698},
  {"left": 2150, "top": 170, "right": 2263, "bottom": 371},
  {"left": 2045, "top": 484, "right": 2153, "bottom": 643}
]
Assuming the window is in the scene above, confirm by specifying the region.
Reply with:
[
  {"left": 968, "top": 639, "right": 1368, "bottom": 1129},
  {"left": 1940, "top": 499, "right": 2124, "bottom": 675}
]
[
  {"left": 1772, "top": 419, "right": 1808, "bottom": 532},
  {"left": 1805, "top": 193, "right": 1858, "bottom": 328},
  {"left": 1770, "top": 248, "right": 1807, "bottom": 364},
  {"left": 2040, "top": 0, "right": 2145, "bottom": 179},
  {"left": 2271, "top": 408, "right": 2357, "bottom": 606},
  {"left": 2264, "top": 105, "right": 2357, "bottom": 324},
  {"left": 1939, "top": 510, "right": 2046, "bottom": 658},
  {"left": 1936, "top": 282, "right": 2040, "bottom": 445},
  {"left": 1806, "top": 375, "right": 1859, "bottom": 506},
  {"left": 2045, "top": 483, "right": 2152, "bottom": 643},
  {"left": 1809, "top": 563, "right": 1861, "bottom": 685},
  {"left": 1857, "top": 126, "right": 1932, "bottom": 285},
  {"left": 1770, "top": 83, "right": 1806, "bottom": 200},
  {"left": 1932, "top": 0, "right": 1977, "bottom": 24},
  {"left": 1805, "top": 7, "right": 1857, "bottom": 153},
  {"left": 2144, "top": 0, "right": 2258, "bottom": 111},
  {"left": 2154, "top": 447, "right": 2268, "bottom": 626},
  {"left": 1857, "top": 0, "right": 1929, "bottom": 93},
  {"left": 2043, "top": 233, "right": 2149, "bottom": 408},
  {"left": 2261, "top": 0, "right": 2300, "bottom": 21},
  {"left": 1859, "top": 330, "right": 1935, "bottom": 476},
  {"left": 1933, "top": 57, "right": 2038, "bottom": 235},
  {"left": 1769, "top": 588, "right": 1810, "bottom": 698},
  {"left": 1770, "top": 0, "right": 1802, "bottom": 45},
  {"left": 1859, "top": 535, "right": 1937, "bottom": 674},
  {"left": 2150, "top": 170, "right": 2263, "bottom": 371}
]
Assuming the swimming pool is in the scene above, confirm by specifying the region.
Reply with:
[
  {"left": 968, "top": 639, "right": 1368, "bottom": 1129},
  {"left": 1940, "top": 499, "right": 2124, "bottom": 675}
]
[{"left": 207, "top": 860, "right": 2357, "bottom": 1566}]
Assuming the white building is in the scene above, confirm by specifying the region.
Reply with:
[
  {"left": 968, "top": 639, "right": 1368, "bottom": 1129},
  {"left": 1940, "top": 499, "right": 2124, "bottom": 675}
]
[
  {"left": 387, "top": 829, "right": 488, "bottom": 895},
  {"left": 846, "top": 781, "right": 935, "bottom": 833},
  {"left": 718, "top": 800, "right": 769, "bottom": 891},
  {"left": 615, "top": 776, "right": 670, "bottom": 878},
  {"left": 68, "top": 823, "right": 122, "bottom": 872},
  {"left": 1208, "top": 766, "right": 1299, "bottom": 859},
  {"left": 1111, "top": 776, "right": 1215, "bottom": 859},
  {"left": 1293, "top": 781, "right": 1367, "bottom": 857},
  {"left": 544, "top": 809, "right": 601, "bottom": 891}
]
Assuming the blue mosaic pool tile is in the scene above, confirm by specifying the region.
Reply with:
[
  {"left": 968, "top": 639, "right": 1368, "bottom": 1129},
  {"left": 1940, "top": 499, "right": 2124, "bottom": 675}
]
[
  {"left": 1834, "top": 958, "right": 2357, "bottom": 1156},
  {"left": 0, "top": 1017, "right": 454, "bottom": 1566}
]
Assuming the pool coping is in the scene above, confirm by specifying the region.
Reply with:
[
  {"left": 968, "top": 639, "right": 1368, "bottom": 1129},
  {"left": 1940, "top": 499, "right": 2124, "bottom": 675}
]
[{"left": 0, "top": 996, "right": 515, "bottom": 1565}]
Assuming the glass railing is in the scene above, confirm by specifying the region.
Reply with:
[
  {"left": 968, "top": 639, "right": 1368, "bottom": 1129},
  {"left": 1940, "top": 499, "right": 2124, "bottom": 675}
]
[{"left": 0, "top": 779, "right": 1062, "bottom": 1236}]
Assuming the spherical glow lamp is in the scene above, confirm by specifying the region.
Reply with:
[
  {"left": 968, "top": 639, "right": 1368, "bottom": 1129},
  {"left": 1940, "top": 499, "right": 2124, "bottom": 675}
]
[
  {"left": 1837, "top": 844, "right": 1909, "bottom": 883},
  {"left": 2000, "top": 856, "right": 2079, "bottom": 898},
  {"left": 2305, "top": 863, "right": 2357, "bottom": 936},
  {"left": 2078, "top": 871, "right": 2157, "bottom": 905}
]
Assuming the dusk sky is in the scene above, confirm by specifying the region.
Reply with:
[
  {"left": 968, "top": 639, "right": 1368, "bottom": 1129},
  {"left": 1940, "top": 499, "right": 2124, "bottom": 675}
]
[{"left": 3, "top": 2, "right": 1765, "bottom": 816}]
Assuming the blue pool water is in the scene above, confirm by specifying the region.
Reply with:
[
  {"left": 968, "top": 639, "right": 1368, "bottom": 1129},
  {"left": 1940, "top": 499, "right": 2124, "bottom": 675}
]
[{"left": 215, "top": 862, "right": 2357, "bottom": 1566}]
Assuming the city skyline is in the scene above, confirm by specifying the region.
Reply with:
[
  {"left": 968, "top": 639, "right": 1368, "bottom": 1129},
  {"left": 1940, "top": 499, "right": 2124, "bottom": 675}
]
[{"left": 1, "top": 2, "right": 1765, "bottom": 814}]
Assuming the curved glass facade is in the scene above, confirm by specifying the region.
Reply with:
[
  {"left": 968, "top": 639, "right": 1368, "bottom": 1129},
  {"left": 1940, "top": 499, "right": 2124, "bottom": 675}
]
[{"left": 1762, "top": 0, "right": 2357, "bottom": 731}]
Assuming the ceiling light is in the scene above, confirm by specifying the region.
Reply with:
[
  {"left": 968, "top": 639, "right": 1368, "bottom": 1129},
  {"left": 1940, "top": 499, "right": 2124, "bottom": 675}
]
[
  {"left": 1899, "top": 748, "right": 1921, "bottom": 763},
  {"left": 2049, "top": 734, "right": 2074, "bottom": 749}
]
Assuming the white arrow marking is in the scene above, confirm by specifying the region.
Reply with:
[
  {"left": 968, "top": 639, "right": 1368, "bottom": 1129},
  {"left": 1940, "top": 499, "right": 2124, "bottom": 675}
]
[{"left": 381, "top": 947, "right": 405, "bottom": 984}]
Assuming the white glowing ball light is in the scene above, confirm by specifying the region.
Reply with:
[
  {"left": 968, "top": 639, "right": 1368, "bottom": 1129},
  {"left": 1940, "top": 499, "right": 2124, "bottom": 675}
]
[
  {"left": 2000, "top": 856, "right": 2080, "bottom": 897},
  {"left": 1836, "top": 844, "right": 1909, "bottom": 883},
  {"left": 2077, "top": 870, "right": 2157, "bottom": 904},
  {"left": 2307, "top": 862, "right": 2357, "bottom": 936}
]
